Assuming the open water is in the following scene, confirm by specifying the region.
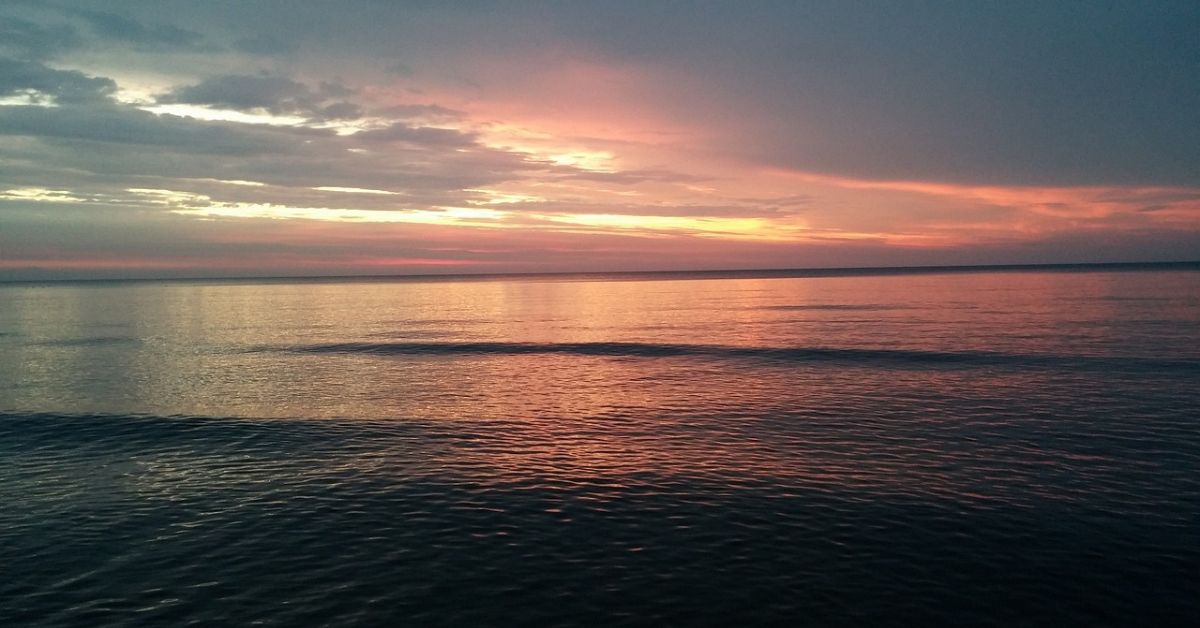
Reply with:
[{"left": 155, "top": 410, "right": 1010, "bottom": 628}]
[{"left": 1, "top": 265, "right": 1198, "bottom": 626}]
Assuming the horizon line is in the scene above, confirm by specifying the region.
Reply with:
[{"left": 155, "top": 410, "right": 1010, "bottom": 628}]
[{"left": 2, "top": 260, "right": 1198, "bottom": 286}]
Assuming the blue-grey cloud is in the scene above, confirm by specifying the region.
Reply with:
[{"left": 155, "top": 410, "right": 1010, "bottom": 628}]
[
  {"left": 0, "top": 58, "right": 116, "bottom": 103},
  {"left": 355, "top": 122, "right": 476, "bottom": 147},
  {"left": 106, "top": 1, "right": 1199, "bottom": 185},
  {"left": 0, "top": 95, "right": 550, "bottom": 204},
  {"left": 0, "top": 15, "right": 83, "bottom": 60},
  {"left": 5, "top": 0, "right": 1198, "bottom": 190},
  {"left": 157, "top": 74, "right": 363, "bottom": 121},
  {"left": 232, "top": 34, "right": 297, "bottom": 56},
  {"left": 0, "top": 104, "right": 320, "bottom": 153},
  {"left": 67, "top": 7, "right": 208, "bottom": 51},
  {"left": 547, "top": 1, "right": 1200, "bottom": 186},
  {"left": 373, "top": 104, "right": 464, "bottom": 122}
]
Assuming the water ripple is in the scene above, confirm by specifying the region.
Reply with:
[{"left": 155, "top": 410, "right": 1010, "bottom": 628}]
[
  {"left": 279, "top": 341, "right": 1200, "bottom": 373},
  {"left": 2, "top": 407, "right": 1197, "bottom": 627}
]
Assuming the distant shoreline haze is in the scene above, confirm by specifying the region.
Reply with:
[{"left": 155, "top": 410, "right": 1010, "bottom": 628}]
[{"left": 2, "top": 260, "right": 1197, "bottom": 286}]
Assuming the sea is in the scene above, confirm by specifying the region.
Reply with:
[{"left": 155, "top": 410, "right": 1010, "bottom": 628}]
[{"left": 1, "top": 264, "right": 1198, "bottom": 627}]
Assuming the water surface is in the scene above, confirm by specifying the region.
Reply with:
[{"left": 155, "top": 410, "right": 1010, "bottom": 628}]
[{"left": 1, "top": 268, "right": 1198, "bottom": 626}]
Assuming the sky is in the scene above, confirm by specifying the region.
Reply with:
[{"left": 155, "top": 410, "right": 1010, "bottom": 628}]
[{"left": 1, "top": 0, "right": 1198, "bottom": 279}]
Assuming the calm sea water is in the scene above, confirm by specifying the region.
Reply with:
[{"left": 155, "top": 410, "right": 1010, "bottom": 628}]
[{"left": 2, "top": 267, "right": 1198, "bottom": 626}]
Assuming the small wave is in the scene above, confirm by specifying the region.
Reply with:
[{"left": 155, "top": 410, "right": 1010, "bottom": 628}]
[
  {"left": 36, "top": 336, "right": 141, "bottom": 347},
  {"left": 278, "top": 341, "right": 1200, "bottom": 373},
  {"left": 0, "top": 411, "right": 459, "bottom": 451},
  {"left": 761, "top": 304, "right": 906, "bottom": 311}
]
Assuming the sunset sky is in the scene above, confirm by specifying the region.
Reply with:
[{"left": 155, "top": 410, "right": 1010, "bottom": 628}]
[{"left": 1, "top": 1, "right": 1197, "bottom": 279}]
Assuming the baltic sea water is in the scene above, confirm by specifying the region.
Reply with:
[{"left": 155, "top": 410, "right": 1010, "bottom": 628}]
[{"left": 1, "top": 266, "right": 1198, "bottom": 626}]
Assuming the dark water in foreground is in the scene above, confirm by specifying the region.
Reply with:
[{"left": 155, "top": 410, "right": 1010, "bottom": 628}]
[{"left": 1, "top": 268, "right": 1198, "bottom": 626}]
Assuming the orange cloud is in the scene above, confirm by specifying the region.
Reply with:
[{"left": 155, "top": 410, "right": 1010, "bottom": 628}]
[{"left": 770, "top": 169, "right": 1200, "bottom": 223}]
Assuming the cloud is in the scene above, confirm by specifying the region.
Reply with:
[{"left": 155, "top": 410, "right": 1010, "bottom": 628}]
[
  {"left": 67, "top": 7, "right": 208, "bottom": 51},
  {"left": 354, "top": 122, "right": 477, "bottom": 147},
  {"left": 0, "top": 104, "right": 319, "bottom": 154},
  {"left": 0, "top": 83, "right": 550, "bottom": 210},
  {"left": 0, "top": 15, "right": 84, "bottom": 60},
  {"left": 0, "top": 58, "right": 116, "bottom": 104},
  {"left": 551, "top": 167, "right": 708, "bottom": 185},
  {"left": 384, "top": 62, "right": 414, "bottom": 77},
  {"left": 157, "top": 74, "right": 363, "bottom": 121},
  {"left": 373, "top": 104, "right": 464, "bottom": 123},
  {"left": 232, "top": 34, "right": 297, "bottom": 56}
]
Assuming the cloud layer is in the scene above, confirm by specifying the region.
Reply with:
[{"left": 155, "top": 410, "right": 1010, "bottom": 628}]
[{"left": 1, "top": 1, "right": 1197, "bottom": 278}]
